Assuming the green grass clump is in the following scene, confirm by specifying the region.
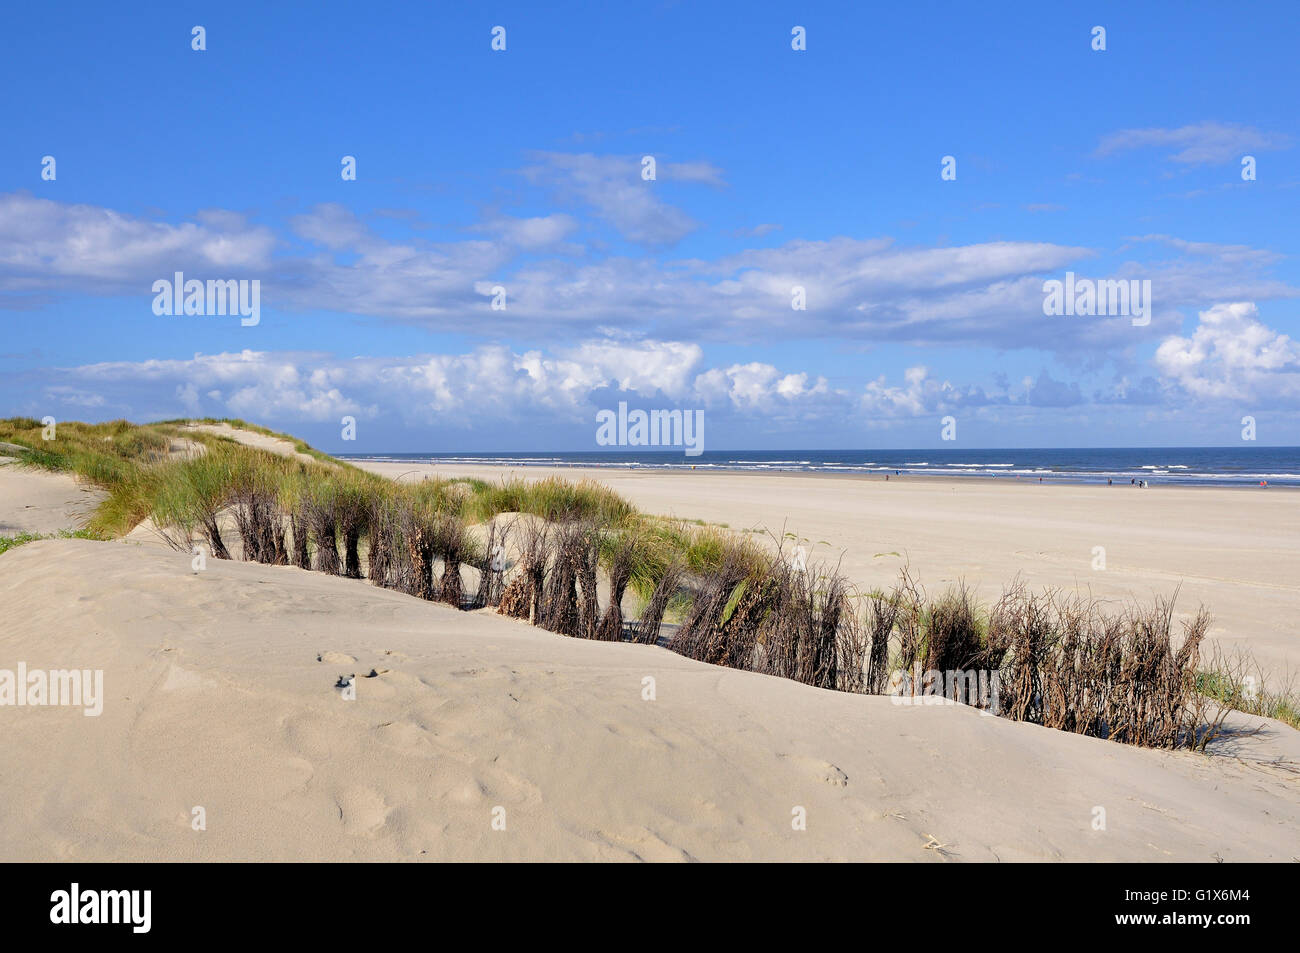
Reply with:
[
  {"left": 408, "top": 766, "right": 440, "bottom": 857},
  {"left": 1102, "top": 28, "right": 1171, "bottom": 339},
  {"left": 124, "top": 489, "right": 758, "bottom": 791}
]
[
  {"left": 0, "top": 528, "right": 108, "bottom": 556},
  {"left": 466, "top": 475, "right": 634, "bottom": 525},
  {"left": 1196, "top": 669, "right": 1300, "bottom": 730}
]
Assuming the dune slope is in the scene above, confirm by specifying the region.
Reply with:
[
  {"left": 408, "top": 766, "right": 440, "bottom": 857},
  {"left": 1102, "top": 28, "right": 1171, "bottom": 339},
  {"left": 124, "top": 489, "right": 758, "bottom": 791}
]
[
  {"left": 0, "top": 464, "right": 102, "bottom": 536},
  {"left": 1, "top": 538, "right": 1296, "bottom": 862}
]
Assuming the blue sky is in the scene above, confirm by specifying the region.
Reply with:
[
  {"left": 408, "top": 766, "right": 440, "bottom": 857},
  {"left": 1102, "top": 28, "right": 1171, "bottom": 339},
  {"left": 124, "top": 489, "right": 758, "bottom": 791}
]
[{"left": 2, "top": 0, "right": 1298, "bottom": 451}]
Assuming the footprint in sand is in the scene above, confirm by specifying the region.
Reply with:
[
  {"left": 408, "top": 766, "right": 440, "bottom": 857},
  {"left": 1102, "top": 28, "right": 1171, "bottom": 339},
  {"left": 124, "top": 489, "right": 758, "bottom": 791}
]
[
  {"left": 371, "top": 720, "right": 435, "bottom": 751},
  {"left": 596, "top": 827, "right": 695, "bottom": 863},
  {"left": 778, "top": 754, "right": 849, "bottom": 787},
  {"left": 334, "top": 786, "right": 390, "bottom": 836},
  {"left": 318, "top": 651, "right": 356, "bottom": 665}
]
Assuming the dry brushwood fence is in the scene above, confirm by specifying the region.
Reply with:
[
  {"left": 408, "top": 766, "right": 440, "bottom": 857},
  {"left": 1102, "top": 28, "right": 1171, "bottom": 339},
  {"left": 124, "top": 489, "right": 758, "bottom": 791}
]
[{"left": 156, "top": 464, "right": 1242, "bottom": 753}]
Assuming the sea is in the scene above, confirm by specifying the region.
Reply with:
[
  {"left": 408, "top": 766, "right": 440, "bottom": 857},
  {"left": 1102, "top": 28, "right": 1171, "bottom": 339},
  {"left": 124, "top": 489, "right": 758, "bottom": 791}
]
[{"left": 340, "top": 447, "right": 1300, "bottom": 487}]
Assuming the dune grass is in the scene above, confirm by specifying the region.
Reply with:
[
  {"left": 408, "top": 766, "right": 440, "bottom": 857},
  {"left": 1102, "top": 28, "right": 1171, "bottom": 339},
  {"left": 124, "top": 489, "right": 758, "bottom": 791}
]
[
  {"left": 0, "top": 527, "right": 108, "bottom": 556},
  {"left": 1197, "top": 665, "right": 1300, "bottom": 731}
]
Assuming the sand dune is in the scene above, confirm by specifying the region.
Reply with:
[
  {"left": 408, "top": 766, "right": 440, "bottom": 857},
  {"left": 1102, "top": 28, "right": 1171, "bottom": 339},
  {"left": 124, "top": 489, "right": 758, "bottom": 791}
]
[
  {"left": 181, "top": 422, "right": 325, "bottom": 466},
  {"left": 2, "top": 537, "right": 1296, "bottom": 862}
]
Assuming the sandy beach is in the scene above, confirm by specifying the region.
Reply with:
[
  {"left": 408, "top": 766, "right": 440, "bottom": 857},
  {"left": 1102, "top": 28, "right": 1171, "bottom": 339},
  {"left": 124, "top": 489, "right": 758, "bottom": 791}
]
[
  {"left": 357, "top": 462, "right": 1300, "bottom": 679},
  {"left": 2, "top": 448, "right": 1297, "bottom": 862}
]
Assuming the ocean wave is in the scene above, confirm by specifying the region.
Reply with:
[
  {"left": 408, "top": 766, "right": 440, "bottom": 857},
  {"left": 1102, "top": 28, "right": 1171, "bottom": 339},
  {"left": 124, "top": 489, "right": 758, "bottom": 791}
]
[{"left": 338, "top": 453, "right": 1300, "bottom": 486}]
